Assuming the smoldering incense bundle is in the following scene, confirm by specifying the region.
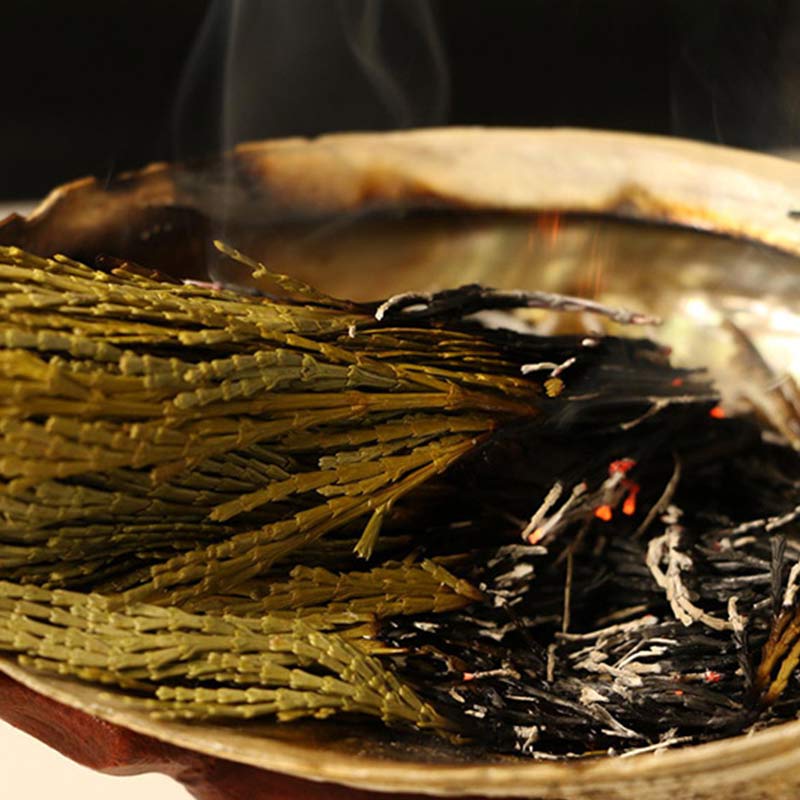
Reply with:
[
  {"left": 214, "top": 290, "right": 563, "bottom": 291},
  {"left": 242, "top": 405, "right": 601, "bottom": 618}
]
[{"left": 0, "top": 243, "right": 798, "bottom": 756}]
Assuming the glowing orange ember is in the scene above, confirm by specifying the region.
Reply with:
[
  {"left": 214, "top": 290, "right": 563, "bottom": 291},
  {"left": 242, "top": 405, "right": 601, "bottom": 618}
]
[
  {"left": 594, "top": 505, "right": 613, "bottom": 522},
  {"left": 609, "top": 458, "right": 636, "bottom": 475},
  {"left": 709, "top": 405, "right": 726, "bottom": 419},
  {"left": 622, "top": 489, "right": 639, "bottom": 516},
  {"left": 527, "top": 527, "right": 546, "bottom": 545}
]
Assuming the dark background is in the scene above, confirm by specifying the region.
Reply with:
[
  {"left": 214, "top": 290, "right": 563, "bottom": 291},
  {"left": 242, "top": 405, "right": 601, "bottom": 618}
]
[{"left": 3, "top": 0, "right": 799, "bottom": 198}]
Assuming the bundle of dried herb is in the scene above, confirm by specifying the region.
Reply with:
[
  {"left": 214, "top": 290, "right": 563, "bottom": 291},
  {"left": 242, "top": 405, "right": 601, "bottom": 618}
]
[{"left": 0, "top": 242, "right": 798, "bottom": 756}]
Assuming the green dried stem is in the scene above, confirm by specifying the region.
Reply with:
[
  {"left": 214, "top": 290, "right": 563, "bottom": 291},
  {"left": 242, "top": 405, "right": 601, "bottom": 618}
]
[
  {"left": 185, "top": 558, "right": 482, "bottom": 617},
  {"left": 124, "top": 433, "right": 481, "bottom": 605},
  {"left": 0, "top": 245, "right": 554, "bottom": 732},
  {"left": 754, "top": 604, "right": 800, "bottom": 706},
  {"left": 0, "top": 580, "right": 452, "bottom": 730}
]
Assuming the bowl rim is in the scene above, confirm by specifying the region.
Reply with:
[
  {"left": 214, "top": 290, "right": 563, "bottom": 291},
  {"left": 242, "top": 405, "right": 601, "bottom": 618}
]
[
  {"left": 5, "top": 126, "right": 800, "bottom": 261},
  {"left": 3, "top": 655, "right": 800, "bottom": 797}
]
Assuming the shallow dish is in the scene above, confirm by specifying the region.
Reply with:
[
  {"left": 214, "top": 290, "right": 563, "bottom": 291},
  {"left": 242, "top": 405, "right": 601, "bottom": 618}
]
[{"left": 2, "top": 128, "right": 800, "bottom": 798}]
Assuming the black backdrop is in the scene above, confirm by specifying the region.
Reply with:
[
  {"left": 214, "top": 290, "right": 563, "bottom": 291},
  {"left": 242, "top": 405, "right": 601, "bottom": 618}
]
[{"left": 3, "top": 0, "right": 798, "bottom": 197}]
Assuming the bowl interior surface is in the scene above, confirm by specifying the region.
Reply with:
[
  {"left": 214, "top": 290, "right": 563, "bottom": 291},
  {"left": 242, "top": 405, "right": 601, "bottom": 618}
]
[{"left": 215, "top": 211, "right": 800, "bottom": 400}]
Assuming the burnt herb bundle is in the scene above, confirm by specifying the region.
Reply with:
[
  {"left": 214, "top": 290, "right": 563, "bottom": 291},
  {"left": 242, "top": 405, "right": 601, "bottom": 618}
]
[{"left": 0, "top": 243, "right": 798, "bottom": 757}]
